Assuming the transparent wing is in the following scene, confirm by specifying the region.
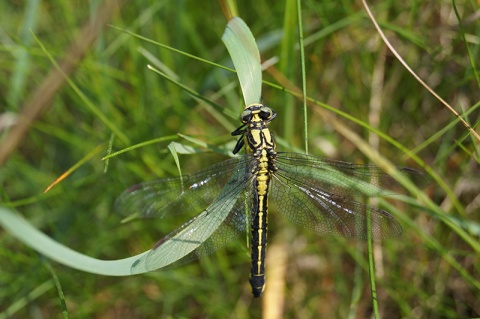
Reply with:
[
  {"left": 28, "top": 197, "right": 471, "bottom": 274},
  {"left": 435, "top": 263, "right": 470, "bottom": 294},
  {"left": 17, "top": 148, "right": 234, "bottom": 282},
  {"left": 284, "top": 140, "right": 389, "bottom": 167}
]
[
  {"left": 274, "top": 152, "right": 428, "bottom": 197},
  {"left": 115, "top": 156, "right": 255, "bottom": 219},
  {"left": 270, "top": 152, "right": 427, "bottom": 239},
  {"left": 115, "top": 156, "right": 257, "bottom": 273}
]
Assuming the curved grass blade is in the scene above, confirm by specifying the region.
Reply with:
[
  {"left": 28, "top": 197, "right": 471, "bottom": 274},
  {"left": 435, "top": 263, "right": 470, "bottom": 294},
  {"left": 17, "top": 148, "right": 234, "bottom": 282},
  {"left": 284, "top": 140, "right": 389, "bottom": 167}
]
[
  {"left": 130, "top": 184, "right": 243, "bottom": 273},
  {"left": 222, "top": 17, "right": 262, "bottom": 106},
  {"left": 0, "top": 207, "right": 148, "bottom": 276}
]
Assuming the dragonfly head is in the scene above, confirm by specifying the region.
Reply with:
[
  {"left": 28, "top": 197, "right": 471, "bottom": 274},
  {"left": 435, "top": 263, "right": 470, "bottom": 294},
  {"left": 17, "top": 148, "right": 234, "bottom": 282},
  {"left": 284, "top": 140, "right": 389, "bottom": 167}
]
[{"left": 240, "top": 103, "right": 277, "bottom": 124}]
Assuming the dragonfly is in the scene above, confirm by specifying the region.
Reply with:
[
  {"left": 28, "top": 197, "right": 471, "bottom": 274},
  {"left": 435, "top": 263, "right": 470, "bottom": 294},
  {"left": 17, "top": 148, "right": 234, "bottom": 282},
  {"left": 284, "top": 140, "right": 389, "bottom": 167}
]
[{"left": 116, "top": 103, "right": 428, "bottom": 298}]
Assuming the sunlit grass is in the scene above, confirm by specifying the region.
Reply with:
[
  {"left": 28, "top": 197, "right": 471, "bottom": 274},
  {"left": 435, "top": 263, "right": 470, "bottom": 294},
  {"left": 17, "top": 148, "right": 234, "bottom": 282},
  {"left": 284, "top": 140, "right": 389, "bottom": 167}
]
[{"left": 1, "top": 1, "right": 479, "bottom": 318}]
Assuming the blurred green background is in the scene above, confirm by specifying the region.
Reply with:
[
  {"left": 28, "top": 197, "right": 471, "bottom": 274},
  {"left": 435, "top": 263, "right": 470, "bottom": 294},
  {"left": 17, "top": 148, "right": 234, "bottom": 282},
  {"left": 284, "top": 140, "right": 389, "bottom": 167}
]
[{"left": 1, "top": 1, "right": 479, "bottom": 318}]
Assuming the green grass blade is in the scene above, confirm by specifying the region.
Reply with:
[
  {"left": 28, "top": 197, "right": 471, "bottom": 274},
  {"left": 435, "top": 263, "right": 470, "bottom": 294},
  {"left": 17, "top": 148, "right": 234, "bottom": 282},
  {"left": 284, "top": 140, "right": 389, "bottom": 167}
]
[
  {"left": 296, "top": 0, "right": 308, "bottom": 154},
  {"left": 168, "top": 142, "right": 183, "bottom": 179},
  {"left": 8, "top": 0, "right": 40, "bottom": 107},
  {"left": 110, "top": 25, "right": 234, "bottom": 73},
  {"left": 222, "top": 17, "right": 262, "bottom": 106},
  {"left": 380, "top": 200, "right": 480, "bottom": 290},
  {"left": 43, "top": 260, "right": 69, "bottom": 319},
  {"left": 0, "top": 280, "right": 54, "bottom": 319},
  {"left": 0, "top": 207, "right": 148, "bottom": 276},
  {"left": 367, "top": 210, "right": 380, "bottom": 319},
  {"left": 280, "top": 0, "right": 297, "bottom": 143},
  {"left": 147, "top": 65, "right": 227, "bottom": 116},
  {"left": 102, "top": 135, "right": 178, "bottom": 160},
  {"left": 177, "top": 133, "right": 233, "bottom": 156},
  {"left": 452, "top": 0, "right": 480, "bottom": 90}
]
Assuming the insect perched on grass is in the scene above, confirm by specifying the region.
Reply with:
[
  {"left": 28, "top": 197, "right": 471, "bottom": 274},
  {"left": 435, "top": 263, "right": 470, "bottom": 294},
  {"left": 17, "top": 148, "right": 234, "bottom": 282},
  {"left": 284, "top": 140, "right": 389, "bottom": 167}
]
[{"left": 116, "top": 103, "right": 428, "bottom": 298}]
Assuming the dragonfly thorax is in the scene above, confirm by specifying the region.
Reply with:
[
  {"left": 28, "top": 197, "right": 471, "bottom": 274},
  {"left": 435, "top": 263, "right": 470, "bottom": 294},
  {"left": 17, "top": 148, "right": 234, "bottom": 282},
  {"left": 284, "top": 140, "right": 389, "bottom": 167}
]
[{"left": 231, "top": 103, "right": 277, "bottom": 156}]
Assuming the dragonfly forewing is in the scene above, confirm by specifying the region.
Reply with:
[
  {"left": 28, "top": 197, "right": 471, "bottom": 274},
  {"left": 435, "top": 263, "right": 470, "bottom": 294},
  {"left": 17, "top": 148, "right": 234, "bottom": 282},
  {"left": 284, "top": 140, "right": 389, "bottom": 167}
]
[
  {"left": 116, "top": 156, "right": 254, "bottom": 219},
  {"left": 121, "top": 156, "right": 258, "bottom": 274}
]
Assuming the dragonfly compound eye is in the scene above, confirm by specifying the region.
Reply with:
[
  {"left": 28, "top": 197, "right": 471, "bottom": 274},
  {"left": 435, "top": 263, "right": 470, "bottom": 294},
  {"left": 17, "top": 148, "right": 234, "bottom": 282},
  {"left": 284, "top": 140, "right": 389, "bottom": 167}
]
[
  {"left": 240, "top": 109, "right": 253, "bottom": 123},
  {"left": 259, "top": 106, "right": 276, "bottom": 121}
]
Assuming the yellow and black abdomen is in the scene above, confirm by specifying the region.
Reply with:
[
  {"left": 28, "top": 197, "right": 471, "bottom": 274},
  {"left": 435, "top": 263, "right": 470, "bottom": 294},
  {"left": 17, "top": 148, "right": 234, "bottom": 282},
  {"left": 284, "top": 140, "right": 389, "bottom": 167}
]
[{"left": 249, "top": 163, "right": 270, "bottom": 298}]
